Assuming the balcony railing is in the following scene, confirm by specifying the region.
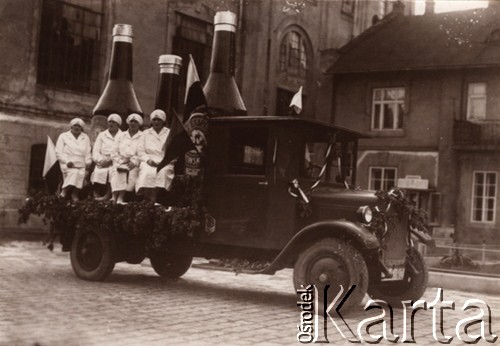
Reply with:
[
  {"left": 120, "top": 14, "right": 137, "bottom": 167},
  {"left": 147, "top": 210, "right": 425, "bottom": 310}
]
[{"left": 453, "top": 120, "right": 500, "bottom": 146}]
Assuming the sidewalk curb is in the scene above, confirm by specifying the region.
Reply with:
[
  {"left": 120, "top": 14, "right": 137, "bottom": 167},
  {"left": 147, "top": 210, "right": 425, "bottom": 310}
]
[{"left": 429, "top": 271, "right": 499, "bottom": 295}]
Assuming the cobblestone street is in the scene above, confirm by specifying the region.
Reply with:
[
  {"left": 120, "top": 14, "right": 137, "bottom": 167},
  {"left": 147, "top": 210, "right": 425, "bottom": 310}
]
[{"left": 0, "top": 240, "right": 499, "bottom": 345}]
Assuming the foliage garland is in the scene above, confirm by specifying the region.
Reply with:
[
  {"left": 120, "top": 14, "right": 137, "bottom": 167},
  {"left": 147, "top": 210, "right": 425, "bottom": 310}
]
[
  {"left": 18, "top": 175, "right": 206, "bottom": 253},
  {"left": 367, "top": 187, "right": 430, "bottom": 245}
]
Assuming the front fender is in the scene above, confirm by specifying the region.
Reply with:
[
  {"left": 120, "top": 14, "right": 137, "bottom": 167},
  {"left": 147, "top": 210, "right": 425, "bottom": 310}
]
[{"left": 258, "top": 220, "right": 380, "bottom": 274}]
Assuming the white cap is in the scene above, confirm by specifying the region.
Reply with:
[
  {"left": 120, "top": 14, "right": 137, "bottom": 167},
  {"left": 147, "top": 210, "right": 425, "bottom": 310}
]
[
  {"left": 69, "top": 118, "right": 85, "bottom": 128},
  {"left": 126, "top": 113, "right": 143, "bottom": 126},
  {"left": 107, "top": 113, "right": 122, "bottom": 126},
  {"left": 158, "top": 55, "right": 182, "bottom": 75},
  {"left": 150, "top": 109, "right": 166, "bottom": 122},
  {"left": 214, "top": 11, "right": 237, "bottom": 32}
]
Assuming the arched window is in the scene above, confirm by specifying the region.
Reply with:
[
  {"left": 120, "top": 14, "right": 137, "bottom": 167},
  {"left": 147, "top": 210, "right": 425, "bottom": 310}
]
[{"left": 279, "top": 31, "right": 307, "bottom": 78}]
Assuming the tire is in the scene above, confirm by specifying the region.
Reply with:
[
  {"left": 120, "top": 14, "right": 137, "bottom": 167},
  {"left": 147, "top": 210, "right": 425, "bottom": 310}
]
[
  {"left": 368, "top": 247, "right": 428, "bottom": 306},
  {"left": 150, "top": 252, "right": 193, "bottom": 279},
  {"left": 293, "top": 238, "right": 369, "bottom": 310},
  {"left": 70, "top": 227, "right": 115, "bottom": 281}
]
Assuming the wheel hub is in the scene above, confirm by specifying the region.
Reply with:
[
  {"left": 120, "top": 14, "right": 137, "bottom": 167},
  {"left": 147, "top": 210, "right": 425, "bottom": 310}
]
[
  {"left": 309, "top": 256, "right": 349, "bottom": 288},
  {"left": 77, "top": 232, "right": 103, "bottom": 271}
]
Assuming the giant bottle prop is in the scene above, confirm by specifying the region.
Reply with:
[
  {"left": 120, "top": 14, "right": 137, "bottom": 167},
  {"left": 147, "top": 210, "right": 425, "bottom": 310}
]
[
  {"left": 203, "top": 11, "right": 246, "bottom": 115},
  {"left": 91, "top": 24, "right": 142, "bottom": 140},
  {"left": 154, "top": 54, "right": 182, "bottom": 128}
]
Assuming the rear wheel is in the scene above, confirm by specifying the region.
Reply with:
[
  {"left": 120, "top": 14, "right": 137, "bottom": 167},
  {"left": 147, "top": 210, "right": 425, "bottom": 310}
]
[
  {"left": 150, "top": 252, "right": 193, "bottom": 279},
  {"left": 368, "top": 247, "right": 428, "bottom": 306},
  {"left": 293, "top": 238, "right": 368, "bottom": 310},
  {"left": 70, "top": 227, "right": 115, "bottom": 281}
]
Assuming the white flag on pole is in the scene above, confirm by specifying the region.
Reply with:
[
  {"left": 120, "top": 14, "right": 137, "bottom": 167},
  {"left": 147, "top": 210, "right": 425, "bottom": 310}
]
[
  {"left": 43, "top": 136, "right": 58, "bottom": 177},
  {"left": 184, "top": 54, "right": 200, "bottom": 104},
  {"left": 289, "top": 86, "right": 303, "bottom": 114}
]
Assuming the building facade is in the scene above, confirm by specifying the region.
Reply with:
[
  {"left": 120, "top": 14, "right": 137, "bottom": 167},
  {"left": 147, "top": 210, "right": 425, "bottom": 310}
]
[
  {"left": 330, "top": 2, "right": 500, "bottom": 244},
  {"left": 0, "top": 0, "right": 387, "bottom": 229}
]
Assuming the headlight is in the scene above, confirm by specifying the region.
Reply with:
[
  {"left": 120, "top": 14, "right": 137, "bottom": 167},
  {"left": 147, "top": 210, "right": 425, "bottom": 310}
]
[{"left": 357, "top": 206, "right": 373, "bottom": 223}]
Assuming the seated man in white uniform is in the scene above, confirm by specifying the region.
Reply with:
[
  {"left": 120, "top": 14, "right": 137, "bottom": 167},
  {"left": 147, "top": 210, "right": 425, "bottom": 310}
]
[
  {"left": 55, "top": 117, "right": 92, "bottom": 202},
  {"left": 136, "top": 109, "right": 172, "bottom": 202},
  {"left": 91, "top": 113, "right": 123, "bottom": 200},
  {"left": 111, "top": 113, "right": 143, "bottom": 204}
]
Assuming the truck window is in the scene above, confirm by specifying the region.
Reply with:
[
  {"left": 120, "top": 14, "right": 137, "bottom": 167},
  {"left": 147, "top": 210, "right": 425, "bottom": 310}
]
[
  {"left": 229, "top": 127, "right": 268, "bottom": 175},
  {"left": 302, "top": 142, "right": 329, "bottom": 181}
]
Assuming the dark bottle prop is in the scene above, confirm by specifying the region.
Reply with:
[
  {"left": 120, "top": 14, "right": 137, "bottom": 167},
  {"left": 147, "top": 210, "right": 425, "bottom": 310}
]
[
  {"left": 203, "top": 11, "right": 246, "bottom": 115},
  {"left": 154, "top": 54, "right": 182, "bottom": 128},
  {"left": 91, "top": 24, "right": 142, "bottom": 140}
]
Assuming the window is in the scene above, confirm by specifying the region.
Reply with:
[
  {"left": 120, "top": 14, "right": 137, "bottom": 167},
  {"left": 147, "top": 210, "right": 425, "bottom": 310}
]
[
  {"left": 37, "top": 0, "right": 103, "bottom": 93},
  {"left": 408, "top": 191, "right": 420, "bottom": 208},
  {"left": 173, "top": 13, "right": 213, "bottom": 113},
  {"left": 378, "top": 0, "right": 390, "bottom": 18},
  {"left": 466, "top": 83, "right": 486, "bottom": 121},
  {"left": 371, "top": 87, "right": 405, "bottom": 130},
  {"left": 279, "top": 31, "right": 307, "bottom": 78},
  {"left": 229, "top": 127, "right": 268, "bottom": 175},
  {"left": 28, "top": 144, "right": 47, "bottom": 194},
  {"left": 341, "top": 0, "right": 355, "bottom": 16},
  {"left": 471, "top": 171, "right": 496, "bottom": 223},
  {"left": 369, "top": 167, "right": 397, "bottom": 190},
  {"left": 303, "top": 142, "right": 328, "bottom": 179},
  {"left": 428, "top": 192, "right": 441, "bottom": 225}
]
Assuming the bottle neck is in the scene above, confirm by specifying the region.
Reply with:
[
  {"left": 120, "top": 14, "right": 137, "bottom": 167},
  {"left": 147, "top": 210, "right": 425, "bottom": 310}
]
[
  {"left": 109, "top": 40, "right": 133, "bottom": 80},
  {"left": 154, "top": 72, "right": 180, "bottom": 128},
  {"left": 209, "top": 30, "right": 235, "bottom": 75}
]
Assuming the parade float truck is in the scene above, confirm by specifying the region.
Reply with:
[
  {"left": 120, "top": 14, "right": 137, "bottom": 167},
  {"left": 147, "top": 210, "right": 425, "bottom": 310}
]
[
  {"left": 19, "top": 12, "right": 434, "bottom": 310},
  {"left": 20, "top": 114, "right": 434, "bottom": 309}
]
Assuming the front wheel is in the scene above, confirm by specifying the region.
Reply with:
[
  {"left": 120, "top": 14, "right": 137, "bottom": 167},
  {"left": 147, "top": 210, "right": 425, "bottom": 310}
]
[
  {"left": 293, "top": 238, "right": 369, "bottom": 310},
  {"left": 70, "top": 227, "right": 115, "bottom": 281},
  {"left": 150, "top": 252, "right": 192, "bottom": 279},
  {"left": 368, "top": 247, "right": 428, "bottom": 306}
]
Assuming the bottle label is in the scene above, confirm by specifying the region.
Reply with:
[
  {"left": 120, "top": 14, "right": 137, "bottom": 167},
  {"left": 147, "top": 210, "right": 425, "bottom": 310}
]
[
  {"left": 113, "top": 36, "right": 133, "bottom": 43},
  {"left": 184, "top": 150, "right": 201, "bottom": 176},
  {"left": 160, "top": 66, "right": 180, "bottom": 74},
  {"left": 214, "top": 24, "right": 236, "bottom": 32}
]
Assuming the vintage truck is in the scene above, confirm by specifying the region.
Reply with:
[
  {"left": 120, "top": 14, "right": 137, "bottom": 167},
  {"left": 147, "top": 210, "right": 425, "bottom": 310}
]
[{"left": 66, "top": 114, "right": 433, "bottom": 309}]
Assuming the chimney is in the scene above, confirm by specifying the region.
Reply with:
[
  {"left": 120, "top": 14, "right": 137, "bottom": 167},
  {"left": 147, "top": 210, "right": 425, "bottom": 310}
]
[
  {"left": 203, "top": 11, "right": 247, "bottom": 116},
  {"left": 425, "top": 0, "right": 435, "bottom": 14},
  {"left": 392, "top": 0, "right": 405, "bottom": 15}
]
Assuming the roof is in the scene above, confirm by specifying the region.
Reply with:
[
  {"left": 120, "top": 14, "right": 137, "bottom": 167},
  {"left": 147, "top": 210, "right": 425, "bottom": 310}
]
[
  {"left": 329, "top": 6, "right": 500, "bottom": 74},
  {"left": 209, "top": 116, "right": 369, "bottom": 138}
]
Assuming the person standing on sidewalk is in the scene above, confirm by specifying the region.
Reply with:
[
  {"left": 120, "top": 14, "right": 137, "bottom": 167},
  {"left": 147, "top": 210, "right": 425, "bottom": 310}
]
[{"left": 55, "top": 117, "right": 92, "bottom": 202}]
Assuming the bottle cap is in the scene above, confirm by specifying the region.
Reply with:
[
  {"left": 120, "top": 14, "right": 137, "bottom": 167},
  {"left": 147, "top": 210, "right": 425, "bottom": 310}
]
[
  {"left": 113, "top": 24, "right": 133, "bottom": 42},
  {"left": 214, "top": 11, "right": 237, "bottom": 32},
  {"left": 158, "top": 55, "right": 182, "bottom": 74}
]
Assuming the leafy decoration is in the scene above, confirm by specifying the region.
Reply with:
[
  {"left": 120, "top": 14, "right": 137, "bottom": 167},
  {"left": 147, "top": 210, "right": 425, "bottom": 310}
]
[
  {"left": 367, "top": 188, "right": 430, "bottom": 244},
  {"left": 213, "top": 258, "right": 271, "bottom": 275},
  {"left": 18, "top": 175, "right": 205, "bottom": 253}
]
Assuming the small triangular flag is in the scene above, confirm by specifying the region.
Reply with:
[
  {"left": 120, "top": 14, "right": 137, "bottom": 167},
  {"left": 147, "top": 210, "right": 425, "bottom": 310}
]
[
  {"left": 289, "top": 86, "right": 303, "bottom": 114},
  {"left": 43, "top": 136, "right": 62, "bottom": 194}
]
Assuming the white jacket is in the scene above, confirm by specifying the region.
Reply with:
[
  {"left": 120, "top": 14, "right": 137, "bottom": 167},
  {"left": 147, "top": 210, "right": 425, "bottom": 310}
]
[{"left": 55, "top": 130, "right": 91, "bottom": 188}]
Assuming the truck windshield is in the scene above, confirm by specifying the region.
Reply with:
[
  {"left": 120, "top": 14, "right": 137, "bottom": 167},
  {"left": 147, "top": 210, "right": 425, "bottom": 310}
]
[
  {"left": 301, "top": 140, "right": 356, "bottom": 186},
  {"left": 303, "top": 142, "right": 329, "bottom": 180}
]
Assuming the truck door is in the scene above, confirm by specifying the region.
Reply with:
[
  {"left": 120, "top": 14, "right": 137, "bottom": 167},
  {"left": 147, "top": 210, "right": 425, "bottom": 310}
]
[{"left": 204, "top": 126, "right": 270, "bottom": 248}]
